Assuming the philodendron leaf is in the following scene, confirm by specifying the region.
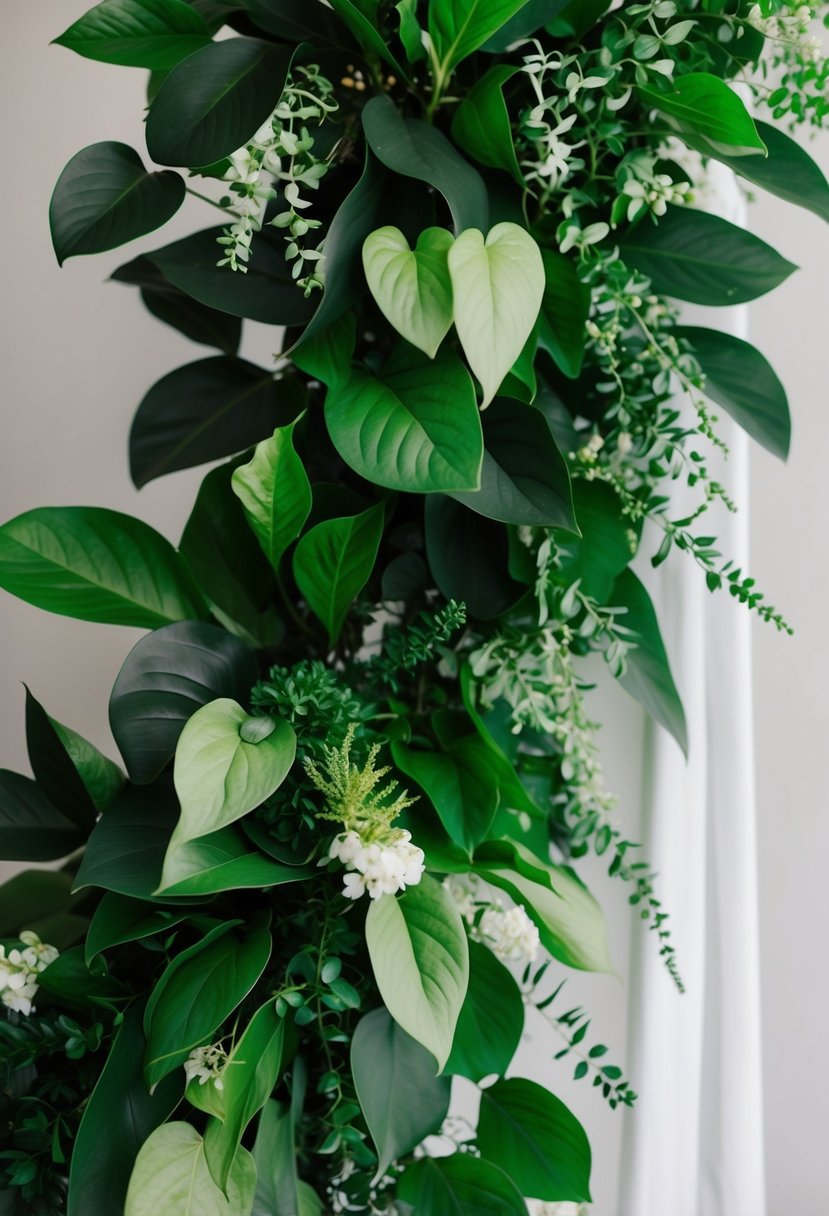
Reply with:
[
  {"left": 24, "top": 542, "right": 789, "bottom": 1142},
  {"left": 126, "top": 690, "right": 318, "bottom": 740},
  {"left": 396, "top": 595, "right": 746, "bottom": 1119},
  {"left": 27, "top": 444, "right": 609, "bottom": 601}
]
[
  {"left": 292, "top": 503, "right": 384, "bottom": 646},
  {"left": 351, "top": 1008, "right": 451, "bottom": 1182},
  {"left": 167, "top": 698, "right": 296, "bottom": 854},
  {"left": 365, "top": 874, "right": 469, "bottom": 1070},
  {"left": 325, "top": 347, "right": 483, "bottom": 494},
  {"left": 0, "top": 507, "right": 206, "bottom": 628},
  {"left": 362, "top": 227, "right": 454, "bottom": 358},
  {"left": 638, "top": 73, "right": 766, "bottom": 156},
  {"left": 146, "top": 38, "right": 295, "bottom": 167},
  {"left": 231, "top": 418, "right": 312, "bottom": 570},
  {"left": 477, "top": 1077, "right": 592, "bottom": 1203},
  {"left": 428, "top": 0, "right": 535, "bottom": 72},
  {"left": 109, "top": 621, "right": 258, "bottom": 785},
  {"left": 50, "top": 142, "right": 184, "bottom": 265},
  {"left": 398, "top": 1155, "right": 529, "bottom": 1216},
  {"left": 124, "top": 1123, "right": 256, "bottom": 1216},
  {"left": 54, "top": 0, "right": 211, "bottom": 70},
  {"left": 444, "top": 939, "right": 524, "bottom": 1082},
  {"left": 675, "top": 325, "right": 790, "bottom": 459},
  {"left": 448, "top": 223, "right": 545, "bottom": 407}
]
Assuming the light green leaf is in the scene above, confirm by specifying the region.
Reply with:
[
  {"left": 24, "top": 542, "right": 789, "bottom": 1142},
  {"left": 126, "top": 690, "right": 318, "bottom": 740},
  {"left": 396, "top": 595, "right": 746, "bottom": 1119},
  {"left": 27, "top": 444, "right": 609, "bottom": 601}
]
[
  {"left": 448, "top": 223, "right": 545, "bottom": 406},
  {"left": 675, "top": 325, "right": 790, "bottom": 459},
  {"left": 292, "top": 504, "right": 384, "bottom": 645},
  {"left": 158, "top": 826, "right": 313, "bottom": 896},
  {"left": 362, "top": 226, "right": 454, "bottom": 358},
  {"left": 429, "top": 0, "right": 535, "bottom": 72},
  {"left": 0, "top": 506, "right": 206, "bottom": 628},
  {"left": 619, "top": 207, "right": 796, "bottom": 306},
  {"left": 478, "top": 1077, "right": 592, "bottom": 1203},
  {"left": 444, "top": 939, "right": 524, "bottom": 1082},
  {"left": 365, "top": 875, "right": 469, "bottom": 1070},
  {"left": 251, "top": 1100, "right": 299, "bottom": 1216},
  {"left": 231, "top": 419, "right": 312, "bottom": 571},
  {"left": 54, "top": 0, "right": 211, "bottom": 69},
  {"left": 124, "top": 1123, "right": 256, "bottom": 1216},
  {"left": 325, "top": 347, "right": 482, "bottom": 494},
  {"left": 398, "top": 1154, "right": 529, "bottom": 1216},
  {"left": 638, "top": 72, "right": 766, "bottom": 156},
  {"left": 351, "top": 1008, "right": 451, "bottom": 1181},
  {"left": 450, "top": 66, "right": 523, "bottom": 184},
  {"left": 49, "top": 719, "right": 125, "bottom": 812},
  {"left": 168, "top": 698, "right": 296, "bottom": 853}
]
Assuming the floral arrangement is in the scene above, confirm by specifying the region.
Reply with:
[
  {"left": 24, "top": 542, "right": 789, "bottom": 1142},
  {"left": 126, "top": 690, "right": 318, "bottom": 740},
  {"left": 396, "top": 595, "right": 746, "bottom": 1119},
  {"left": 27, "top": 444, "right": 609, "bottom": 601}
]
[{"left": 1, "top": 1, "right": 826, "bottom": 1213}]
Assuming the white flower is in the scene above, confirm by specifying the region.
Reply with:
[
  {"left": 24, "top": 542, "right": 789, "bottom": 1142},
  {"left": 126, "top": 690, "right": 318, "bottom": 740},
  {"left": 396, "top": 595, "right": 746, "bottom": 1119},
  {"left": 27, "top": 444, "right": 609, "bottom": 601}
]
[
  {"left": 527, "top": 1202, "right": 588, "bottom": 1216},
  {"left": 184, "top": 1042, "right": 228, "bottom": 1089},
  {"left": 480, "top": 902, "right": 541, "bottom": 963},
  {"left": 0, "top": 932, "right": 59, "bottom": 1017},
  {"left": 329, "top": 828, "right": 425, "bottom": 901}
]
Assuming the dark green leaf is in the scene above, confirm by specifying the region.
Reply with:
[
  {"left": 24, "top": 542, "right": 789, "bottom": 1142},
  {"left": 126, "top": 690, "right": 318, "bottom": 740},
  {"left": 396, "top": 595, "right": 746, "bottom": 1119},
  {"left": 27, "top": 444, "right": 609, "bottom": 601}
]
[
  {"left": 482, "top": 0, "right": 570, "bottom": 50},
  {"left": 638, "top": 73, "right": 766, "bottom": 156},
  {"left": 292, "top": 503, "right": 384, "bottom": 645},
  {"left": 111, "top": 254, "right": 242, "bottom": 354},
  {"left": 290, "top": 312, "right": 355, "bottom": 390},
  {"left": 37, "top": 946, "right": 126, "bottom": 1009},
  {"left": 24, "top": 687, "right": 96, "bottom": 830},
  {"left": 351, "top": 1008, "right": 451, "bottom": 1180},
  {"left": 0, "top": 871, "right": 74, "bottom": 937},
  {"left": 109, "top": 620, "right": 257, "bottom": 785},
  {"left": 429, "top": 0, "right": 535, "bottom": 72},
  {"left": 73, "top": 782, "right": 180, "bottom": 900},
  {"left": 0, "top": 506, "right": 206, "bottom": 628},
  {"left": 425, "top": 497, "right": 524, "bottom": 620},
  {"left": 619, "top": 206, "right": 797, "bottom": 306},
  {"left": 130, "top": 357, "right": 304, "bottom": 487},
  {"left": 327, "top": 0, "right": 407, "bottom": 76},
  {"left": 449, "top": 398, "right": 576, "bottom": 529},
  {"left": 444, "top": 940, "right": 524, "bottom": 1082},
  {"left": 50, "top": 142, "right": 184, "bottom": 265},
  {"left": 86, "top": 893, "right": 188, "bottom": 963},
  {"left": 557, "top": 480, "right": 634, "bottom": 602},
  {"left": 67, "top": 1004, "right": 182, "bottom": 1216},
  {"left": 146, "top": 38, "right": 295, "bottom": 167},
  {"left": 398, "top": 1154, "right": 529, "bottom": 1216},
  {"left": 362, "top": 95, "right": 489, "bottom": 234},
  {"left": 707, "top": 120, "right": 829, "bottom": 225},
  {"left": 0, "top": 769, "right": 83, "bottom": 860},
  {"left": 243, "top": 0, "right": 347, "bottom": 45},
  {"left": 478, "top": 1077, "right": 591, "bottom": 1203},
  {"left": 611, "top": 569, "right": 687, "bottom": 755},
  {"left": 451, "top": 66, "right": 522, "bottom": 183},
  {"left": 48, "top": 719, "right": 125, "bottom": 812},
  {"left": 54, "top": 0, "right": 211, "bottom": 69},
  {"left": 392, "top": 736, "right": 499, "bottom": 854},
  {"left": 538, "top": 249, "right": 590, "bottom": 379},
  {"left": 675, "top": 325, "right": 790, "bottom": 459}
]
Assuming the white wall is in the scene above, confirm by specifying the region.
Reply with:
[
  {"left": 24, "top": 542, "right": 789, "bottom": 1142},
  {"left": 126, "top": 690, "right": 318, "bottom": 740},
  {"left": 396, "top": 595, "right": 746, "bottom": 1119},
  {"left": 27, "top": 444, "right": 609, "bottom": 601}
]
[{"left": 0, "top": 6, "right": 827, "bottom": 1213}]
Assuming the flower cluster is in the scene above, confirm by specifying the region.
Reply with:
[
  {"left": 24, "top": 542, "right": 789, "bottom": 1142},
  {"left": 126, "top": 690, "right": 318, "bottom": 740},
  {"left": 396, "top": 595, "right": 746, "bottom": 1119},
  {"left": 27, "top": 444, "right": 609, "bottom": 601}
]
[
  {"left": 617, "top": 152, "right": 691, "bottom": 224},
  {"left": 449, "top": 879, "right": 541, "bottom": 965},
  {"left": 748, "top": 2, "right": 823, "bottom": 59},
  {"left": 329, "top": 828, "right": 425, "bottom": 901},
  {"left": 183, "top": 1041, "right": 228, "bottom": 1089},
  {"left": 0, "top": 931, "right": 59, "bottom": 1016}
]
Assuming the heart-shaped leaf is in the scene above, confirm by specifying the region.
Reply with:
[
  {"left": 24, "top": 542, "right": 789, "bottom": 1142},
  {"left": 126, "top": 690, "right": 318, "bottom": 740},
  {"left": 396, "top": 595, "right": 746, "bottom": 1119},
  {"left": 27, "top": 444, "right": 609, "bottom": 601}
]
[
  {"left": 109, "top": 621, "right": 258, "bottom": 785},
  {"left": 365, "top": 875, "right": 469, "bottom": 1070},
  {"left": 0, "top": 507, "right": 206, "bottom": 628},
  {"left": 325, "top": 347, "right": 482, "bottom": 494},
  {"left": 362, "top": 226, "right": 454, "bottom": 357},
  {"left": 125, "top": 1123, "right": 256, "bottom": 1216},
  {"left": 54, "top": 0, "right": 211, "bottom": 69},
  {"left": 292, "top": 504, "right": 385, "bottom": 645},
  {"left": 50, "top": 142, "right": 184, "bottom": 265},
  {"left": 231, "top": 418, "right": 312, "bottom": 570},
  {"left": 146, "top": 38, "right": 294, "bottom": 167},
  {"left": 448, "top": 223, "right": 545, "bottom": 406},
  {"left": 398, "top": 1155, "right": 528, "bottom": 1216}
]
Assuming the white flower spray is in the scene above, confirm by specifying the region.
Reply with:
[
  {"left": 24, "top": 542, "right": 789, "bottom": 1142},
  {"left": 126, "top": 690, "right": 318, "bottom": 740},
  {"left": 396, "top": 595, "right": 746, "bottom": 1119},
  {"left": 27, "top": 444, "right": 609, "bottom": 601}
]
[{"left": 0, "top": 931, "right": 59, "bottom": 1016}]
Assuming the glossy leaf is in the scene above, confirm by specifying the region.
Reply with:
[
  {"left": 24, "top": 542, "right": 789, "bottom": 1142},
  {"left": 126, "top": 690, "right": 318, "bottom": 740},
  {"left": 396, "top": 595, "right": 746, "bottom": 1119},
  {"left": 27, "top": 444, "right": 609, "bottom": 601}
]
[
  {"left": 708, "top": 119, "right": 829, "bottom": 225},
  {"left": 351, "top": 1008, "right": 451, "bottom": 1181},
  {"left": 425, "top": 497, "right": 524, "bottom": 620},
  {"left": 557, "top": 480, "right": 635, "bottom": 602},
  {"left": 50, "top": 142, "right": 184, "bottom": 265},
  {"left": 478, "top": 1077, "right": 592, "bottom": 1203},
  {"left": 125, "top": 1122, "right": 256, "bottom": 1216},
  {"left": 37, "top": 946, "right": 126, "bottom": 1009},
  {"left": 130, "top": 357, "right": 304, "bottom": 487},
  {"left": 168, "top": 698, "right": 295, "bottom": 850},
  {"left": 638, "top": 73, "right": 766, "bottom": 156},
  {"left": 449, "top": 397, "right": 576, "bottom": 529},
  {"left": 538, "top": 249, "right": 591, "bottom": 379},
  {"left": 144, "top": 919, "right": 272, "bottom": 1088},
  {"left": 676, "top": 325, "right": 790, "bottom": 459},
  {"left": 325, "top": 347, "right": 482, "bottom": 494},
  {"left": 110, "top": 621, "right": 257, "bottom": 785},
  {"left": 0, "top": 506, "right": 206, "bottom": 628},
  {"left": 362, "top": 226, "right": 454, "bottom": 358},
  {"left": 24, "top": 687, "right": 97, "bottom": 830},
  {"left": 136, "top": 229, "right": 316, "bottom": 326},
  {"left": 365, "top": 874, "right": 469, "bottom": 1070},
  {"left": 180, "top": 461, "right": 284, "bottom": 647},
  {"left": 451, "top": 66, "right": 523, "bottom": 183},
  {"left": 231, "top": 419, "right": 312, "bottom": 569},
  {"left": 0, "top": 770, "right": 84, "bottom": 861},
  {"left": 482, "top": 0, "right": 570, "bottom": 50},
  {"left": 448, "top": 223, "right": 545, "bottom": 406},
  {"left": 444, "top": 939, "right": 524, "bottom": 1082},
  {"left": 611, "top": 569, "right": 688, "bottom": 755},
  {"left": 290, "top": 312, "right": 356, "bottom": 390},
  {"left": 292, "top": 504, "right": 384, "bottom": 645},
  {"left": 619, "top": 206, "right": 797, "bottom": 305},
  {"left": 362, "top": 95, "right": 489, "bottom": 234},
  {"left": 86, "top": 893, "right": 188, "bottom": 963},
  {"left": 74, "top": 781, "right": 180, "bottom": 900},
  {"left": 67, "top": 1004, "right": 182, "bottom": 1216},
  {"left": 392, "top": 737, "right": 498, "bottom": 855},
  {"left": 54, "top": 0, "right": 211, "bottom": 69},
  {"left": 243, "top": 0, "right": 346, "bottom": 45},
  {"left": 49, "top": 719, "right": 125, "bottom": 812},
  {"left": 398, "top": 1155, "right": 529, "bottom": 1216},
  {"left": 146, "top": 38, "right": 294, "bottom": 167},
  {"left": 157, "top": 826, "right": 313, "bottom": 896},
  {"left": 429, "top": 0, "right": 534, "bottom": 72}
]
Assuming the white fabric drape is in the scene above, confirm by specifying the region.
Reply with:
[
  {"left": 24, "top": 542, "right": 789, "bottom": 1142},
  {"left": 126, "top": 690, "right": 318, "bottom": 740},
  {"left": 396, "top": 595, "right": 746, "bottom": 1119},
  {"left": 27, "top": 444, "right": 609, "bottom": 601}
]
[{"left": 618, "top": 165, "right": 767, "bottom": 1216}]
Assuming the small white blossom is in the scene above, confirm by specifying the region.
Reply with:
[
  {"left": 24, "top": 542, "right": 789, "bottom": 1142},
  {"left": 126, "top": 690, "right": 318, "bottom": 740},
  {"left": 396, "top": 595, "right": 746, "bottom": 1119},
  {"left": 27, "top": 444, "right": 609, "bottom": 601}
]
[
  {"left": 184, "top": 1042, "right": 228, "bottom": 1090},
  {"left": 479, "top": 902, "right": 541, "bottom": 964},
  {"left": 527, "top": 1202, "right": 589, "bottom": 1216},
  {"left": 329, "top": 828, "right": 425, "bottom": 901},
  {"left": 0, "top": 932, "right": 59, "bottom": 1017}
]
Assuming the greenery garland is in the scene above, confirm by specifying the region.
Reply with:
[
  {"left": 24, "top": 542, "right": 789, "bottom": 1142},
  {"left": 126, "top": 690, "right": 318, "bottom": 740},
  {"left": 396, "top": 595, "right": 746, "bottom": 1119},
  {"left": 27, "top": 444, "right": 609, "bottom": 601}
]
[{"left": 1, "top": 1, "right": 826, "bottom": 1213}]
